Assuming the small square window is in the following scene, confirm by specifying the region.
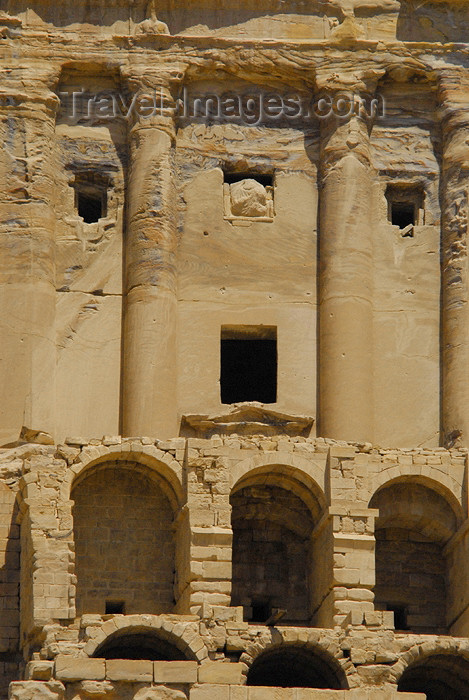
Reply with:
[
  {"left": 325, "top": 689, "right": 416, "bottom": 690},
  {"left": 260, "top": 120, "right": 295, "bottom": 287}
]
[
  {"left": 105, "top": 600, "right": 125, "bottom": 615},
  {"left": 250, "top": 600, "right": 272, "bottom": 623},
  {"left": 386, "top": 184, "right": 424, "bottom": 234},
  {"left": 387, "top": 604, "right": 409, "bottom": 631},
  {"left": 71, "top": 172, "right": 109, "bottom": 224},
  {"left": 220, "top": 326, "right": 277, "bottom": 405},
  {"left": 391, "top": 201, "right": 415, "bottom": 229},
  {"left": 77, "top": 189, "right": 106, "bottom": 223}
]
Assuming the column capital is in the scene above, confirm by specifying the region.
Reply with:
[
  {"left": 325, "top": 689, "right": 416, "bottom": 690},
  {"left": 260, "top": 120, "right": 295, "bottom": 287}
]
[
  {"left": 315, "top": 78, "right": 381, "bottom": 173},
  {"left": 315, "top": 67, "right": 385, "bottom": 98},
  {"left": 320, "top": 113, "right": 374, "bottom": 172},
  {"left": 121, "top": 65, "right": 186, "bottom": 137},
  {"left": 437, "top": 68, "right": 469, "bottom": 141},
  {"left": 438, "top": 81, "right": 469, "bottom": 175},
  {"left": 0, "top": 87, "right": 60, "bottom": 118},
  {"left": 121, "top": 63, "right": 186, "bottom": 97},
  {"left": 438, "top": 68, "right": 469, "bottom": 107}
]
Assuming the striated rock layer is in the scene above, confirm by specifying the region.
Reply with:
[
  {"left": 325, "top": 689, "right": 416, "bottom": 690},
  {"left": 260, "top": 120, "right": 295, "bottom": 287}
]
[{"left": 0, "top": 1, "right": 469, "bottom": 699}]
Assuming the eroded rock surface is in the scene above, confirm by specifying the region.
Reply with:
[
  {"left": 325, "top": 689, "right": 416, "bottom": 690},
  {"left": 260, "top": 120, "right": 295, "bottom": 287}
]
[{"left": 0, "top": 2, "right": 469, "bottom": 700}]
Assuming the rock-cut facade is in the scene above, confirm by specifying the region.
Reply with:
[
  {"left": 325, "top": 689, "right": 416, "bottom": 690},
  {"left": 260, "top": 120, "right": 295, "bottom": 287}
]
[{"left": 0, "top": 1, "right": 469, "bottom": 699}]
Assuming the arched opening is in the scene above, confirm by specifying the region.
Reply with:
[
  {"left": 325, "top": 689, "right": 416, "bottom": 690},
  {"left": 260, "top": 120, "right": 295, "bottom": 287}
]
[
  {"left": 397, "top": 653, "right": 469, "bottom": 700},
  {"left": 230, "top": 471, "right": 322, "bottom": 625},
  {"left": 246, "top": 645, "right": 347, "bottom": 689},
  {"left": 93, "top": 630, "right": 188, "bottom": 661},
  {"left": 370, "top": 480, "right": 461, "bottom": 634},
  {"left": 72, "top": 461, "right": 176, "bottom": 616}
]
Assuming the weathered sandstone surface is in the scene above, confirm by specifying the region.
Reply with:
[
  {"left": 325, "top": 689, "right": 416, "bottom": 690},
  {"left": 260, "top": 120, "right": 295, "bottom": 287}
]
[{"left": 0, "top": 1, "right": 469, "bottom": 699}]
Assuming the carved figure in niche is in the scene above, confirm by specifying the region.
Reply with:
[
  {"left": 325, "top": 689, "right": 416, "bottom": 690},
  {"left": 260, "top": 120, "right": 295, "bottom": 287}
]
[
  {"left": 224, "top": 178, "right": 274, "bottom": 219},
  {"left": 135, "top": 0, "right": 170, "bottom": 35},
  {"left": 330, "top": 15, "right": 365, "bottom": 41}
]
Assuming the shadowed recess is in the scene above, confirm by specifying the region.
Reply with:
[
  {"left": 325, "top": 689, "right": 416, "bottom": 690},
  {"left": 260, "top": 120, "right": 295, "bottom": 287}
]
[
  {"left": 93, "top": 631, "right": 187, "bottom": 661},
  {"left": 246, "top": 645, "right": 347, "bottom": 689},
  {"left": 397, "top": 653, "right": 469, "bottom": 700}
]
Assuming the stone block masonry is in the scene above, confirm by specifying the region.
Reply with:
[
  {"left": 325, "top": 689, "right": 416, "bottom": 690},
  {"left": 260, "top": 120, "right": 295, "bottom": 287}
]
[
  {"left": 1, "top": 1, "right": 469, "bottom": 698},
  {"left": 0, "top": 436, "right": 468, "bottom": 697}
]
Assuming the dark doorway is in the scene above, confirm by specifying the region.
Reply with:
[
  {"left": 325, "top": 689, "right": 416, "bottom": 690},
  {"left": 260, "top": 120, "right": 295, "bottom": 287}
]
[
  {"left": 93, "top": 631, "right": 188, "bottom": 661},
  {"left": 220, "top": 326, "right": 277, "bottom": 404},
  {"left": 77, "top": 188, "right": 106, "bottom": 223},
  {"left": 246, "top": 645, "right": 347, "bottom": 689},
  {"left": 398, "top": 654, "right": 469, "bottom": 700}
]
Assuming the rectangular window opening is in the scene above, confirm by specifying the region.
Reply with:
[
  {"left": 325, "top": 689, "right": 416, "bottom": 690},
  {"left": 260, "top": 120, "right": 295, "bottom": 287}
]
[
  {"left": 77, "top": 188, "right": 106, "bottom": 223},
  {"left": 105, "top": 600, "right": 125, "bottom": 615},
  {"left": 391, "top": 201, "right": 415, "bottom": 229},
  {"left": 387, "top": 604, "right": 409, "bottom": 631},
  {"left": 386, "top": 184, "right": 424, "bottom": 233},
  {"left": 250, "top": 599, "right": 272, "bottom": 624},
  {"left": 220, "top": 325, "right": 277, "bottom": 405},
  {"left": 72, "top": 172, "right": 109, "bottom": 224}
]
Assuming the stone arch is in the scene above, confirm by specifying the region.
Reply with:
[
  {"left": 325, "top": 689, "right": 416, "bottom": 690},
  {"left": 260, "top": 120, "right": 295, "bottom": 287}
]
[
  {"left": 231, "top": 454, "right": 327, "bottom": 513},
  {"left": 230, "top": 461, "right": 325, "bottom": 625},
  {"left": 370, "top": 476, "right": 463, "bottom": 634},
  {"left": 71, "top": 455, "right": 180, "bottom": 616},
  {"left": 62, "top": 444, "right": 183, "bottom": 509},
  {"left": 371, "top": 468, "right": 465, "bottom": 519},
  {"left": 243, "top": 639, "right": 350, "bottom": 689},
  {"left": 83, "top": 616, "right": 208, "bottom": 662},
  {"left": 394, "top": 644, "right": 469, "bottom": 700},
  {"left": 370, "top": 475, "right": 464, "bottom": 540}
]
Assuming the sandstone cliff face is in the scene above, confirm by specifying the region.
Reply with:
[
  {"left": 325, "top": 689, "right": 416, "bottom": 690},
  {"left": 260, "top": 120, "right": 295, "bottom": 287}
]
[
  {"left": 0, "top": 0, "right": 468, "bottom": 448},
  {"left": 0, "top": 11, "right": 459, "bottom": 448},
  {"left": 0, "top": 1, "right": 469, "bottom": 699},
  {"left": 3, "top": 0, "right": 469, "bottom": 42}
]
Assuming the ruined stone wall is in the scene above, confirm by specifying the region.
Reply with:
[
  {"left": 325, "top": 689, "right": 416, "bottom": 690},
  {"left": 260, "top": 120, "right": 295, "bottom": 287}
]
[
  {"left": 0, "top": 483, "right": 20, "bottom": 697},
  {"left": 231, "top": 485, "right": 314, "bottom": 624},
  {"left": 0, "top": 434, "right": 466, "bottom": 697},
  {"left": 72, "top": 464, "right": 175, "bottom": 616},
  {"left": 374, "top": 530, "right": 446, "bottom": 633},
  {"left": 1, "top": 1, "right": 469, "bottom": 699}
]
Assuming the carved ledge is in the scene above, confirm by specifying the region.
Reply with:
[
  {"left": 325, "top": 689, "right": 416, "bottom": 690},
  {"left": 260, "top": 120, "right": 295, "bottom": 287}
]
[
  {"left": 0, "top": 11, "right": 22, "bottom": 39},
  {"left": 181, "top": 403, "right": 314, "bottom": 437},
  {"left": 0, "top": 12, "right": 22, "bottom": 27}
]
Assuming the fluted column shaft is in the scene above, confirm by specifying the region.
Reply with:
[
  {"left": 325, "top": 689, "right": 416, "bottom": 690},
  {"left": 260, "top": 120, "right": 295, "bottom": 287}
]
[
  {"left": 121, "top": 74, "right": 179, "bottom": 438},
  {"left": 440, "top": 72, "right": 469, "bottom": 447},
  {"left": 318, "top": 109, "right": 375, "bottom": 443}
]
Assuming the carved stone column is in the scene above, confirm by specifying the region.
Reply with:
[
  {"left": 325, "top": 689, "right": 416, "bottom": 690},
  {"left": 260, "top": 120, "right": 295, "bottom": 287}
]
[
  {"left": 0, "top": 82, "right": 58, "bottom": 445},
  {"left": 121, "top": 71, "right": 180, "bottom": 439},
  {"left": 440, "top": 72, "right": 469, "bottom": 448},
  {"left": 318, "top": 97, "right": 375, "bottom": 443}
]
